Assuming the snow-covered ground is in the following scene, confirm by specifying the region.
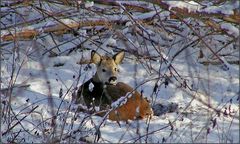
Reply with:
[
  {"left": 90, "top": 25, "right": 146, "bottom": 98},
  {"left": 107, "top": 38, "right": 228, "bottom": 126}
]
[{"left": 1, "top": 1, "right": 239, "bottom": 143}]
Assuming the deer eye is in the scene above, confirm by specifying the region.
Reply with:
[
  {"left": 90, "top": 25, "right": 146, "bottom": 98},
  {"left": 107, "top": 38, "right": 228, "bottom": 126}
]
[
  {"left": 114, "top": 68, "right": 117, "bottom": 71},
  {"left": 102, "top": 69, "right": 106, "bottom": 72}
]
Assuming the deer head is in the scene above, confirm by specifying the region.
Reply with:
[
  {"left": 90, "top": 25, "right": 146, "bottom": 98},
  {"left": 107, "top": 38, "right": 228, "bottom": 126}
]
[{"left": 91, "top": 50, "right": 125, "bottom": 85}]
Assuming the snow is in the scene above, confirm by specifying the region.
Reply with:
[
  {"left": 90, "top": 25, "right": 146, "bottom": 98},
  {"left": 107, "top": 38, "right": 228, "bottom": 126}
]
[
  {"left": 166, "top": 1, "right": 202, "bottom": 12},
  {"left": 107, "top": 37, "right": 117, "bottom": 46},
  {"left": 200, "top": 1, "right": 239, "bottom": 15},
  {"left": 60, "top": 19, "right": 77, "bottom": 25},
  {"left": 165, "top": 0, "right": 239, "bottom": 16},
  {"left": 111, "top": 92, "right": 132, "bottom": 108},
  {"left": 1, "top": 1, "right": 239, "bottom": 143},
  {"left": 136, "top": 106, "right": 140, "bottom": 114},
  {"left": 201, "top": 6, "right": 232, "bottom": 15},
  {"left": 89, "top": 82, "right": 94, "bottom": 92},
  {"left": 220, "top": 23, "right": 239, "bottom": 38},
  {"left": 85, "top": 1, "right": 94, "bottom": 8}
]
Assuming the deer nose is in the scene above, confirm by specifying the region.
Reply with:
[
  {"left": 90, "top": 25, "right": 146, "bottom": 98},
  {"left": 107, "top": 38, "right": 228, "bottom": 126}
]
[{"left": 109, "top": 76, "right": 117, "bottom": 83}]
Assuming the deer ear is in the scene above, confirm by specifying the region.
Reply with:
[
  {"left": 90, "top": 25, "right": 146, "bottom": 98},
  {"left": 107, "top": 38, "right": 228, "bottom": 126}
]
[
  {"left": 91, "top": 50, "right": 101, "bottom": 65},
  {"left": 113, "top": 51, "right": 125, "bottom": 65}
]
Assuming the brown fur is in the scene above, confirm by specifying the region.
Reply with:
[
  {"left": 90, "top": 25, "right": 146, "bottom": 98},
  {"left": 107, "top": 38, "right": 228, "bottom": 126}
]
[{"left": 105, "top": 82, "right": 153, "bottom": 121}]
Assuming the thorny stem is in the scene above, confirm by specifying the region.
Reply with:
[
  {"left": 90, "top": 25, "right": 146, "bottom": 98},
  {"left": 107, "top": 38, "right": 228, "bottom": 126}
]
[
  {"left": 174, "top": 14, "right": 225, "bottom": 64},
  {"left": 0, "top": 0, "right": 2, "bottom": 142},
  {"left": 2, "top": 105, "right": 39, "bottom": 136},
  {"left": 34, "top": 41, "right": 57, "bottom": 141}
]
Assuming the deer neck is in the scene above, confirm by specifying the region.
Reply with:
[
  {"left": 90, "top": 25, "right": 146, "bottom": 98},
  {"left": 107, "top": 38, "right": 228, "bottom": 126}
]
[
  {"left": 90, "top": 73, "right": 112, "bottom": 103},
  {"left": 92, "top": 73, "right": 102, "bottom": 84}
]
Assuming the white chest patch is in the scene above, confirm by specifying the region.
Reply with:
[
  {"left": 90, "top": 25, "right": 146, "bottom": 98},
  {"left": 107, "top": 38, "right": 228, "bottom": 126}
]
[{"left": 89, "top": 82, "right": 94, "bottom": 92}]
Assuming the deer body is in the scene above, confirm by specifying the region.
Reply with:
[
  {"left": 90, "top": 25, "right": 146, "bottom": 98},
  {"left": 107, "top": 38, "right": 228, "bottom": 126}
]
[
  {"left": 76, "top": 50, "right": 153, "bottom": 121},
  {"left": 106, "top": 82, "right": 153, "bottom": 121}
]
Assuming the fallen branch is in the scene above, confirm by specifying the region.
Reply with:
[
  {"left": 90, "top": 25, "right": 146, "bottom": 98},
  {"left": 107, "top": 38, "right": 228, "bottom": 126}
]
[
  {"left": 1, "top": 19, "right": 117, "bottom": 41},
  {"left": 2, "top": 30, "right": 38, "bottom": 41},
  {"left": 1, "top": 13, "right": 155, "bottom": 41},
  {"left": 93, "top": 0, "right": 152, "bottom": 13},
  {"left": 204, "top": 19, "right": 238, "bottom": 38},
  {"left": 199, "top": 60, "right": 240, "bottom": 65},
  {"left": 0, "top": 84, "right": 31, "bottom": 92},
  {"left": 147, "top": 0, "right": 240, "bottom": 24}
]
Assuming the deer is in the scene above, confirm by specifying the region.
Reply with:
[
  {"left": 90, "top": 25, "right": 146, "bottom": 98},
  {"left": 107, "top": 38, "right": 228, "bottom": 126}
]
[{"left": 76, "top": 50, "right": 153, "bottom": 121}]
